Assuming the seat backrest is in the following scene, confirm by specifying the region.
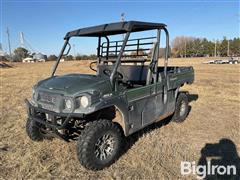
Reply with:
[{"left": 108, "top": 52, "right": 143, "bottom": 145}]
[{"left": 98, "top": 64, "right": 148, "bottom": 84}]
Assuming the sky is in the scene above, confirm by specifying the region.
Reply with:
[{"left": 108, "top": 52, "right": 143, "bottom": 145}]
[{"left": 1, "top": 0, "right": 239, "bottom": 55}]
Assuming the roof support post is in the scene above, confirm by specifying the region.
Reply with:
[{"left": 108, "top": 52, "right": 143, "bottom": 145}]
[
  {"left": 115, "top": 42, "right": 118, "bottom": 57},
  {"left": 110, "top": 32, "right": 130, "bottom": 86},
  {"left": 51, "top": 38, "right": 69, "bottom": 76},
  {"left": 105, "top": 36, "right": 110, "bottom": 60},
  {"left": 153, "top": 29, "right": 161, "bottom": 83},
  {"left": 97, "top": 36, "right": 101, "bottom": 60},
  {"left": 163, "top": 27, "right": 169, "bottom": 78}
]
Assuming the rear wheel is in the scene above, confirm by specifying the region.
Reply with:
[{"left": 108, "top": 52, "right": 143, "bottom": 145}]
[
  {"left": 26, "top": 118, "right": 44, "bottom": 141},
  {"left": 171, "top": 93, "right": 189, "bottom": 123},
  {"left": 77, "top": 119, "right": 124, "bottom": 170}
]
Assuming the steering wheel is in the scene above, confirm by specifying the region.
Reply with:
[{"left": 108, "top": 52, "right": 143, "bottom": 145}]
[
  {"left": 103, "top": 69, "right": 124, "bottom": 80},
  {"left": 90, "top": 61, "right": 97, "bottom": 72}
]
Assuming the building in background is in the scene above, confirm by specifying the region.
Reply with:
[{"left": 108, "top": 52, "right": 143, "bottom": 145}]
[{"left": 33, "top": 53, "right": 47, "bottom": 62}]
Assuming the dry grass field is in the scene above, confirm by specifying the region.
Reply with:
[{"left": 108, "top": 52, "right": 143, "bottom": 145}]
[{"left": 0, "top": 58, "right": 239, "bottom": 179}]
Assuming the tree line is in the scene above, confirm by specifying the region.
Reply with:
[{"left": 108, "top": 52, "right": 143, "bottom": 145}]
[
  {"left": 171, "top": 36, "right": 240, "bottom": 58},
  {"left": 3, "top": 36, "right": 239, "bottom": 62}
]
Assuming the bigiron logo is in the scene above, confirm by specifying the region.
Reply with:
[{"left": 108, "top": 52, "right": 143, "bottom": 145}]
[{"left": 181, "top": 161, "right": 237, "bottom": 179}]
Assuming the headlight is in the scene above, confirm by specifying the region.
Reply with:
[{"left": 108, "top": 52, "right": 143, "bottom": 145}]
[
  {"left": 80, "top": 96, "right": 89, "bottom": 108},
  {"left": 65, "top": 99, "right": 72, "bottom": 109}
]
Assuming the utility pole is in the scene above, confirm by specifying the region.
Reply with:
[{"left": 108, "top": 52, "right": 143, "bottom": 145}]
[
  {"left": 214, "top": 40, "right": 217, "bottom": 57},
  {"left": 184, "top": 38, "right": 187, "bottom": 58},
  {"left": 121, "top": 13, "right": 125, "bottom": 40},
  {"left": 227, "top": 39, "right": 230, "bottom": 57},
  {"left": 0, "top": 43, "right": 4, "bottom": 56},
  {"left": 6, "top": 27, "right": 12, "bottom": 59},
  {"left": 73, "top": 44, "right": 76, "bottom": 60},
  {"left": 0, "top": 43, "right": 3, "bottom": 52}
]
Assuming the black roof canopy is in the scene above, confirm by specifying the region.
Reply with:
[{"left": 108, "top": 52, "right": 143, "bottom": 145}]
[{"left": 64, "top": 21, "right": 166, "bottom": 39}]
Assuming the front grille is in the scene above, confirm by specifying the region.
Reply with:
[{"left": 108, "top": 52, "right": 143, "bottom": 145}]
[
  {"left": 37, "top": 91, "right": 62, "bottom": 112},
  {"left": 39, "top": 92, "right": 58, "bottom": 104}
]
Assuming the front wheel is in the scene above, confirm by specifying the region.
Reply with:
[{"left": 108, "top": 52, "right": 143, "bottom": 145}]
[
  {"left": 26, "top": 118, "right": 44, "bottom": 141},
  {"left": 77, "top": 119, "right": 124, "bottom": 170},
  {"left": 171, "top": 93, "right": 189, "bottom": 123}
]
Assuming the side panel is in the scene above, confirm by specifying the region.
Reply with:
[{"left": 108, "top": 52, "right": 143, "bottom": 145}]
[
  {"left": 125, "top": 83, "right": 165, "bottom": 134},
  {"left": 154, "top": 79, "right": 175, "bottom": 121},
  {"left": 155, "top": 81, "right": 165, "bottom": 117},
  {"left": 167, "top": 67, "right": 194, "bottom": 90}
]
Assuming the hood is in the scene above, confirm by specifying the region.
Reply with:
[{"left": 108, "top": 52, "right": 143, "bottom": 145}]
[{"left": 37, "top": 74, "right": 111, "bottom": 95}]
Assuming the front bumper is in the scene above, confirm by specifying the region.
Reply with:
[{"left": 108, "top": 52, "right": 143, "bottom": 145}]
[{"left": 25, "top": 99, "right": 83, "bottom": 130}]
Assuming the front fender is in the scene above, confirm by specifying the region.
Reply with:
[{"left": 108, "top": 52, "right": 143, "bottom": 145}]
[{"left": 84, "top": 95, "right": 130, "bottom": 136}]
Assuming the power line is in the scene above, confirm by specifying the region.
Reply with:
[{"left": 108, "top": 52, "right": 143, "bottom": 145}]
[
  {"left": 19, "top": 32, "right": 42, "bottom": 54},
  {"left": 20, "top": 32, "right": 25, "bottom": 48}
]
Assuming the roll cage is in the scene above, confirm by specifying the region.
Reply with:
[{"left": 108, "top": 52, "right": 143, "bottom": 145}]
[{"left": 51, "top": 21, "right": 169, "bottom": 86}]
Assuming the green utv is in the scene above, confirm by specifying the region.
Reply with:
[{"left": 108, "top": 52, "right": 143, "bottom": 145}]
[{"left": 25, "top": 21, "right": 194, "bottom": 170}]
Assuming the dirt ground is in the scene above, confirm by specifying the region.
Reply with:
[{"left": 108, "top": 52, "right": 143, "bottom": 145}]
[{"left": 0, "top": 58, "right": 239, "bottom": 179}]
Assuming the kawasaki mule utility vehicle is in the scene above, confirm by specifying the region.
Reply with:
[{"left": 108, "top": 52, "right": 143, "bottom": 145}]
[{"left": 25, "top": 21, "right": 194, "bottom": 170}]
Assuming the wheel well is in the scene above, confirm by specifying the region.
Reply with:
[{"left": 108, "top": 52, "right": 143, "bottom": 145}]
[{"left": 85, "top": 106, "right": 126, "bottom": 136}]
